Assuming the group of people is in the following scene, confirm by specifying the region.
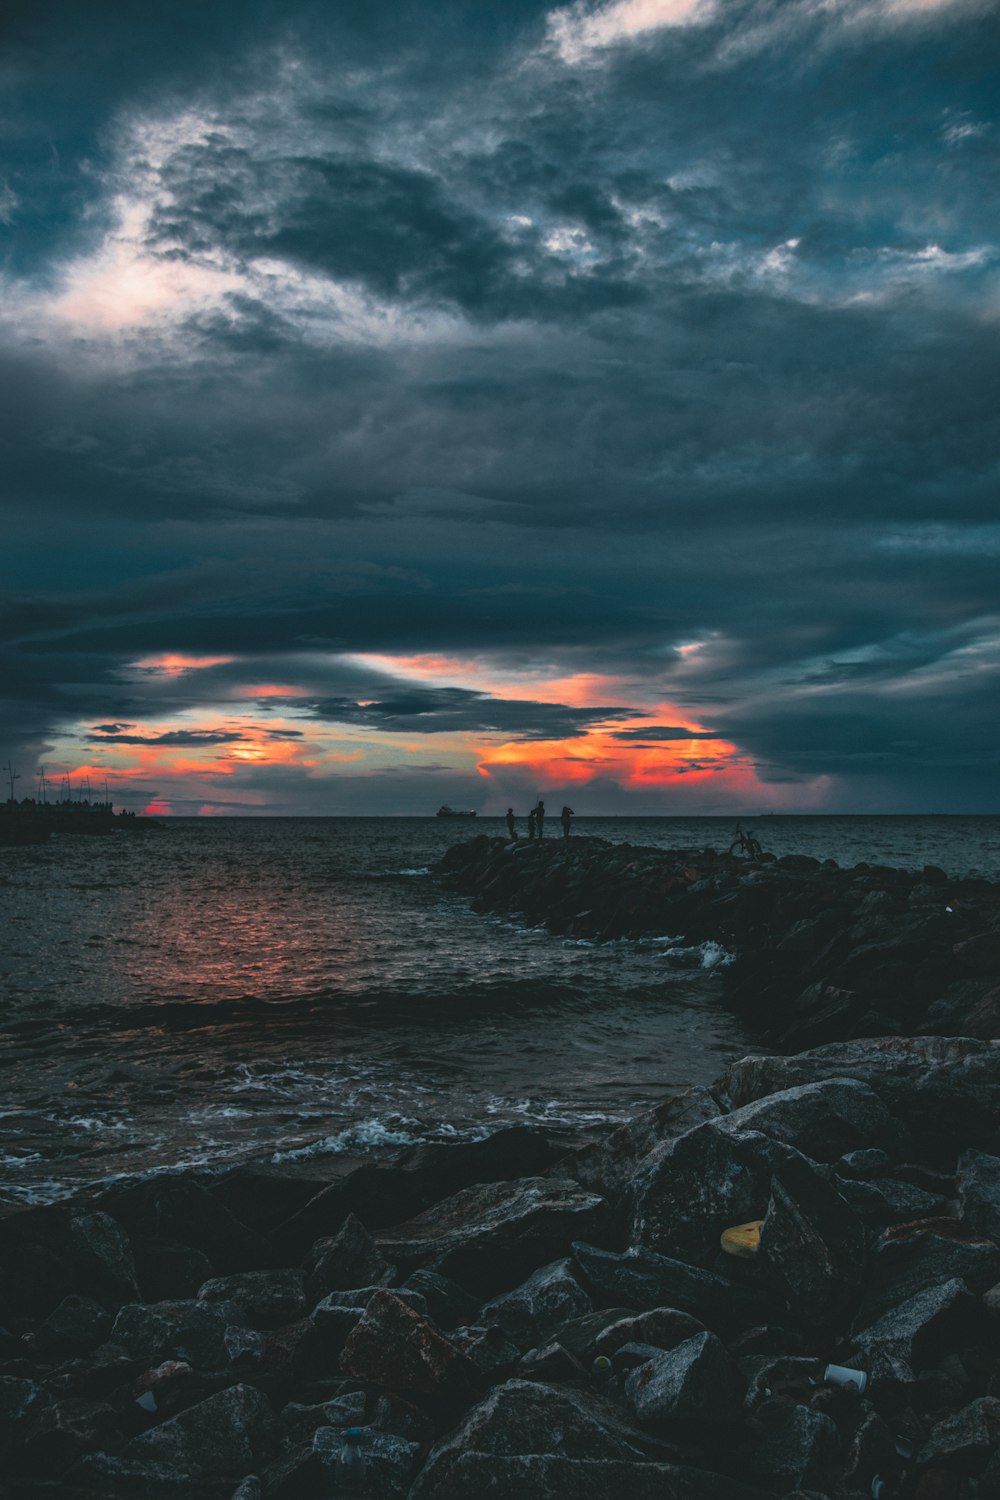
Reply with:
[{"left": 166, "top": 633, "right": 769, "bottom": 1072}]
[{"left": 505, "top": 800, "right": 574, "bottom": 840}]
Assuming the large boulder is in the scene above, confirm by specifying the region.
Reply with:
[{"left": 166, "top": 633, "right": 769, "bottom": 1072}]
[
  {"left": 553, "top": 1087, "right": 725, "bottom": 1200},
  {"left": 758, "top": 1155, "right": 868, "bottom": 1334},
  {"left": 110, "top": 1298, "right": 247, "bottom": 1368},
  {"left": 852, "top": 1224, "right": 1000, "bottom": 1329},
  {"left": 374, "top": 1178, "right": 610, "bottom": 1296},
  {"left": 571, "top": 1242, "right": 763, "bottom": 1333},
  {"left": 956, "top": 1150, "right": 1000, "bottom": 1242},
  {"left": 479, "top": 1259, "right": 592, "bottom": 1349},
  {"left": 716, "top": 1039, "right": 1000, "bottom": 1156},
  {"left": 196, "top": 1269, "right": 306, "bottom": 1329},
  {"left": 0, "top": 1205, "right": 139, "bottom": 1325},
  {"left": 339, "top": 1289, "right": 479, "bottom": 1404},
  {"left": 624, "top": 1332, "right": 745, "bottom": 1430},
  {"left": 849, "top": 1277, "right": 978, "bottom": 1369},
  {"left": 124, "top": 1383, "right": 273, "bottom": 1482},
  {"left": 304, "top": 1212, "right": 395, "bottom": 1303},
  {"left": 97, "top": 1176, "right": 267, "bottom": 1279}
]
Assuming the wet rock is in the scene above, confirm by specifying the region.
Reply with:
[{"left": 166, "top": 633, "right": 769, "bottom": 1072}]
[
  {"left": 339, "top": 1289, "right": 480, "bottom": 1403},
  {"left": 266, "top": 1425, "right": 419, "bottom": 1500},
  {"left": 627, "top": 1123, "right": 800, "bottom": 1266},
  {"left": 849, "top": 1278, "right": 978, "bottom": 1369},
  {"left": 916, "top": 1396, "right": 1000, "bottom": 1473},
  {"left": 98, "top": 1175, "right": 267, "bottom": 1278},
  {"left": 312, "top": 1284, "right": 428, "bottom": 1355},
  {"left": 853, "top": 1226, "right": 1000, "bottom": 1328},
  {"left": 111, "top": 1298, "right": 247, "bottom": 1368},
  {"left": 593, "top": 1306, "right": 706, "bottom": 1358},
  {"left": 749, "top": 1405, "right": 841, "bottom": 1491},
  {"left": 624, "top": 1331, "right": 745, "bottom": 1430},
  {"left": 28, "top": 1293, "right": 111, "bottom": 1356},
  {"left": 400, "top": 1268, "right": 481, "bottom": 1329},
  {"left": 21, "top": 1395, "right": 121, "bottom": 1476},
  {"left": 571, "top": 1241, "right": 754, "bottom": 1332},
  {"left": 479, "top": 1258, "right": 592, "bottom": 1349},
  {"left": 0, "top": 1376, "right": 52, "bottom": 1463},
  {"left": 956, "top": 1149, "right": 1000, "bottom": 1241},
  {"left": 125, "top": 1382, "right": 273, "bottom": 1482},
  {"left": 375, "top": 1177, "right": 610, "bottom": 1296},
  {"left": 554, "top": 1087, "right": 725, "bottom": 1200},
  {"left": 717, "top": 1039, "right": 1000, "bottom": 1156},
  {"left": 304, "top": 1212, "right": 395, "bottom": 1303},
  {"left": 758, "top": 1155, "right": 868, "bottom": 1334},
  {"left": 197, "top": 1270, "right": 306, "bottom": 1330}
]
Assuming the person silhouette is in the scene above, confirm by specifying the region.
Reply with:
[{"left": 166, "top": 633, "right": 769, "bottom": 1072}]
[
  {"left": 561, "top": 805, "right": 574, "bottom": 837},
  {"left": 535, "top": 799, "right": 545, "bottom": 838},
  {"left": 505, "top": 807, "right": 518, "bottom": 841},
  {"left": 527, "top": 808, "right": 537, "bottom": 839}
]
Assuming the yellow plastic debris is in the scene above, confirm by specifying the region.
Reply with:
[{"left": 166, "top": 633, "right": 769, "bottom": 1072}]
[{"left": 720, "top": 1219, "right": 763, "bottom": 1258}]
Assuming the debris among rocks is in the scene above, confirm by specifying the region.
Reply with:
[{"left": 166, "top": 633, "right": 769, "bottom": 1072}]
[{"left": 3, "top": 840, "right": 1000, "bottom": 1497}]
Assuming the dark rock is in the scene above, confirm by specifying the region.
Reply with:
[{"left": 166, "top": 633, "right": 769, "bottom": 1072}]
[
  {"left": 624, "top": 1331, "right": 745, "bottom": 1429},
  {"left": 834, "top": 1174, "right": 945, "bottom": 1227},
  {"left": 375, "top": 1177, "right": 610, "bottom": 1296},
  {"left": 21, "top": 1395, "right": 121, "bottom": 1476},
  {"left": 517, "top": 1340, "right": 588, "bottom": 1383},
  {"left": 211, "top": 1163, "right": 338, "bottom": 1237},
  {"left": 0, "top": 1205, "right": 139, "bottom": 1325},
  {"left": 758, "top": 1155, "right": 868, "bottom": 1334},
  {"left": 304, "top": 1213, "right": 395, "bottom": 1303},
  {"left": 312, "top": 1285, "right": 428, "bottom": 1356},
  {"left": 409, "top": 1452, "right": 773, "bottom": 1499},
  {"left": 720, "top": 1078, "right": 907, "bottom": 1161},
  {"left": 110, "top": 1298, "right": 247, "bottom": 1368},
  {"left": 131, "top": 1238, "right": 215, "bottom": 1301},
  {"left": 98, "top": 1176, "right": 267, "bottom": 1278},
  {"left": 229, "top": 1479, "right": 262, "bottom": 1500},
  {"left": 741, "top": 1356, "right": 819, "bottom": 1412},
  {"left": 553, "top": 1087, "right": 725, "bottom": 1200},
  {"left": 399, "top": 1268, "right": 481, "bottom": 1330},
  {"left": 717, "top": 1039, "right": 1000, "bottom": 1157},
  {"left": 916, "top": 1397, "right": 1000, "bottom": 1472},
  {"left": 593, "top": 1306, "right": 705, "bottom": 1358},
  {"left": 842, "top": 1406, "right": 898, "bottom": 1493},
  {"left": 125, "top": 1382, "right": 273, "bottom": 1481},
  {"left": 479, "top": 1258, "right": 591, "bottom": 1349},
  {"left": 452, "top": 1322, "right": 522, "bottom": 1379},
  {"left": 553, "top": 1307, "right": 636, "bottom": 1360},
  {"left": 258, "top": 1316, "right": 328, "bottom": 1381},
  {"left": 838, "top": 1146, "right": 894, "bottom": 1178},
  {"left": 850, "top": 1278, "right": 978, "bottom": 1369},
  {"left": 571, "top": 1242, "right": 756, "bottom": 1333},
  {"left": 727, "top": 1324, "right": 805, "bottom": 1357},
  {"left": 749, "top": 1405, "right": 841, "bottom": 1491},
  {"left": 956, "top": 1150, "right": 1000, "bottom": 1242},
  {"left": 0, "top": 1376, "right": 51, "bottom": 1463},
  {"left": 953, "top": 931, "right": 1000, "bottom": 976},
  {"left": 277, "top": 1389, "right": 366, "bottom": 1446},
  {"left": 266, "top": 1425, "right": 419, "bottom": 1500},
  {"left": 197, "top": 1270, "right": 306, "bottom": 1330},
  {"left": 71, "top": 1451, "right": 202, "bottom": 1496},
  {"left": 339, "top": 1289, "right": 480, "bottom": 1403},
  {"left": 27, "top": 1294, "right": 111, "bottom": 1356},
  {"left": 853, "top": 1226, "right": 1000, "bottom": 1328}
]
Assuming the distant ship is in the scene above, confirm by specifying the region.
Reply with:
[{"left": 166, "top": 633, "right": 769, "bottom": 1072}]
[{"left": 436, "top": 805, "right": 477, "bottom": 818}]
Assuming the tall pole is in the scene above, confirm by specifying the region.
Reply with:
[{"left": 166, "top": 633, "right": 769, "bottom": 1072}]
[{"left": 4, "top": 761, "right": 19, "bottom": 802}]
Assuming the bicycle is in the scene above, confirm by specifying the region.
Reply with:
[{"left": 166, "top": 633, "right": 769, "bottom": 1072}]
[{"left": 729, "top": 824, "right": 764, "bottom": 859}]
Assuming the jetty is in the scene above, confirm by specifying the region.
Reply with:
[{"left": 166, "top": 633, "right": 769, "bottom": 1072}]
[{"left": 2, "top": 836, "right": 1000, "bottom": 1498}]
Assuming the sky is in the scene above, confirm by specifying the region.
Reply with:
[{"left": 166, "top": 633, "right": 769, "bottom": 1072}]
[{"left": 2, "top": 0, "right": 998, "bottom": 816}]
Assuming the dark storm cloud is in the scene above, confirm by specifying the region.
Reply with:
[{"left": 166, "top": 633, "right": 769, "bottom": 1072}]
[
  {"left": 2, "top": 0, "right": 999, "bottom": 808},
  {"left": 86, "top": 728, "right": 243, "bottom": 746},
  {"left": 610, "top": 726, "right": 722, "bottom": 742},
  {"left": 298, "top": 688, "right": 639, "bottom": 739}
]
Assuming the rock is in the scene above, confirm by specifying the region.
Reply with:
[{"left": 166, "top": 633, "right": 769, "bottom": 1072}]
[
  {"left": 28, "top": 1293, "right": 111, "bottom": 1356},
  {"left": 399, "top": 1268, "right": 481, "bottom": 1330},
  {"left": 479, "top": 1259, "right": 592, "bottom": 1349},
  {"left": 125, "top": 1382, "right": 273, "bottom": 1481},
  {"left": 554, "top": 1087, "right": 725, "bottom": 1200},
  {"left": 553, "top": 1307, "right": 636, "bottom": 1360},
  {"left": 0, "top": 1205, "right": 139, "bottom": 1325},
  {"left": 258, "top": 1316, "right": 328, "bottom": 1381},
  {"left": 624, "top": 1332, "right": 745, "bottom": 1430},
  {"left": 21, "top": 1395, "right": 121, "bottom": 1476},
  {"left": 593, "top": 1306, "right": 706, "bottom": 1358},
  {"left": 834, "top": 1175, "right": 945, "bottom": 1227},
  {"left": 721, "top": 1078, "right": 907, "bottom": 1162},
  {"left": 98, "top": 1175, "right": 267, "bottom": 1279},
  {"left": 452, "top": 1323, "right": 522, "bottom": 1379},
  {"left": 841, "top": 1406, "right": 898, "bottom": 1493},
  {"left": 956, "top": 1150, "right": 1000, "bottom": 1242},
  {"left": 375, "top": 1177, "right": 611, "bottom": 1296},
  {"left": 278, "top": 1389, "right": 366, "bottom": 1445},
  {"left": 71, "top": 1451, "right": 200, "bottom": 1496},
  {"left": 749, "top": 1405, "right": 841, "bottom": 1491},
  {"left": 758, "top": 1155, "right": 868, "bottom": 1334},
  {"left": 312, "top": 1284, "right": 429, "bottom": 1355},
  {"left": 266, "top": 1425, "right": 421, "bottom": 1500},
  {"left": 717, "top": 1039, "right": 1000, "bottom": 1156},
  {"left": 838, "top": 1147, "right": 893, "bottom": 1178},
  {"left": 953, "top": 931, "right": 1000, "bottom": 976},
  {"left": 131, "top": 1238, "right": 215, "bottom": 1302},
  {"left": 110, "top": 1298, "right": 247, "bottom": 1368},
  {"left": 304, "top": 1212, "right": 395, "bottom": 1303},
  {"left": 571, "top": 1242, "right": 756, "bottom": 1332},
  {"left": 197, "top": 1269, "right": 306, "bottom": 1329},
  {"left": 339, "top": 1289, "right": 480, "bottom": 1404},
  {"left": 627, "top": 1123, "right": 801, "bottom": 1266},
  {"left": 229, "top": 1478, "right": 262, "bottom": 1500},
  {"left": 0, "top": 1376, "right": 52, "bottom": 1464},
  {"left": 916, "top": 1396, "right": 1000, "bottom": 1473},
  {"left": 853, "top": 1226, "right": 1000, "bottom": 1328},
  {"left": 849, "top": 1278, "right": 978, "bottom": 1369},
  {"left": 517, "top": 1340, "right": 588, "bottom": 1383}
]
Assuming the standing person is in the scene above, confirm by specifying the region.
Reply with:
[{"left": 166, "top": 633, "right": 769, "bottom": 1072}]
[
  {"left": 561, "top": 805, "right": 574, "bottom": 838},
  {"left": 505, "top": 807, "right": 518, "bottom": 841},
  {"left": 535, "top": 799, "right": 545, "bottom": 838},
  {"left": 527, "top": 808, "right": 537, "bottom": 839}
]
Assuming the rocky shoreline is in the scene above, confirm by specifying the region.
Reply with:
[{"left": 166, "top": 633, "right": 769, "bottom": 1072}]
[{"left": 2, "top": 839, "right": 1000, "bottom": 1498}]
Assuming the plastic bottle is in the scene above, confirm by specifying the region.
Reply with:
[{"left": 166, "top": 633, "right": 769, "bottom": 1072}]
[{"left": 335, "top": 1428, "right": 367, "bottom": 1495}]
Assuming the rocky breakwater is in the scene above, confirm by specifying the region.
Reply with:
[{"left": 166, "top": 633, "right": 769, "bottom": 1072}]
[
  {"left": 2, "top": 1038, "right": 1000, "bottom": 1497},
  {"left": 435, "top": 835, "right": 1000, "bottom": 1050}
]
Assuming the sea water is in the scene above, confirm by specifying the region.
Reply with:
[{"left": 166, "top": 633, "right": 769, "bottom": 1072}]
[{"left": 1, "top": 814, "right": 996, "bottom": 1203}]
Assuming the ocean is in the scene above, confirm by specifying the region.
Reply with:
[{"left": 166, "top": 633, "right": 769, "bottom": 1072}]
[{"left": 2, "top": 814, "right": 997, "bottom": 1206}]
